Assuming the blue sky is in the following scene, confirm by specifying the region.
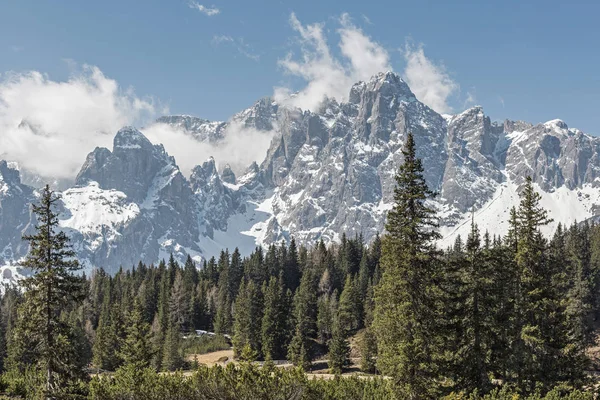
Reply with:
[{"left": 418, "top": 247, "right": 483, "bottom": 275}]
[{"left": 1, "top": 0, "right": 599, "bottom": 135}]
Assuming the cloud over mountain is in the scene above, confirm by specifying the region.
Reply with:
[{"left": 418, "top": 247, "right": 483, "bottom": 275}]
[{"left": 0, "top": 65, "right": 160, "bottom": 181}]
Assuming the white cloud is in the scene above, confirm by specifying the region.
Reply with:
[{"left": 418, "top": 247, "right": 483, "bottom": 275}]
[
  {"left": 188, "top": 1, "right": 220, "bottom": 16},
  {"left": 499, "top": 96, "right": 505, "bottom": 108},
  {"left": 0, "top": 64, "right": 273, "bottom": 183},
  {"left": 402, "top": 43, "right": 458, "bottom": 114},
  {"left": 276, "top": 14, "right": 461, "bottom": 114},
  {"left": 212, "top": 35, "right": 260, "bottom": 61},
  {"left": 463, "top": 88, "right": 477, "bottom": 109},
  {"left": 212, "top": 35, "right": 234, "bottom": 44},
  {"left": 0, "top": 65, "right": 161, "bottom": 181},
  {"left": 143, "top": 121, "right": 274, "bottom": 176},
  {"left": 275, "top": 13, "right": 392, "bottom": 111}
]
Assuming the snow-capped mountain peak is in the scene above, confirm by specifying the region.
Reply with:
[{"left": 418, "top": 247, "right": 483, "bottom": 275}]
[{"left": 1, "top": 71, "right": 600, "bottom": 274}]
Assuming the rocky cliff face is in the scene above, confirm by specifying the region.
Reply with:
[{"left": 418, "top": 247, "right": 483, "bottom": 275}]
[
  {"left": 0, "top": 161, "right": 35, "bottom": 265},
  {"left": 63, "top": 127, "right": 201, "bottom": 272},
  {"left": 1, "top": 72, "right": 600, "bottom": 272},
  {"left": 239, "top": 72, "right": 600, "bottom": 248}
]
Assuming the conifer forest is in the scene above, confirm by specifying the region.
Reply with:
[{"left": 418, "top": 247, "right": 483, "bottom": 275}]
[{"left": 2, "top": 134, "right": 600, "bottom": 399}]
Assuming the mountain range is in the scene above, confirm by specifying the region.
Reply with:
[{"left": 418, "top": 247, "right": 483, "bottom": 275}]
[{"left": 1, "top": 71, "right": 599, "bottom": 278}]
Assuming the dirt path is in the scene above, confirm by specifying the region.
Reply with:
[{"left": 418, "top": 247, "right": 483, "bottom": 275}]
[
  {"left": 185, "top": 351, "right": 378, "bottom": 380},
  {"left": 187, "top": 349, "right": 234, "bottom": 366}
]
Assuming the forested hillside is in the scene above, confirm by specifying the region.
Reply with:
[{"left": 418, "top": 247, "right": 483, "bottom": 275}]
[{"left": 1, "top": 134, "right": 600, "bottom": 399}]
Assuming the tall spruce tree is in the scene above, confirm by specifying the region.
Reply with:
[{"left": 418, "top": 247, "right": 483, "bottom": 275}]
[
  {"left": 452, "top": 218, "right": 494, "bottom": 393},
  {"left": 288, "top": 268, "right": 318, "bottom": 369},
  {"left": 373, "top": 133, "right": 442, "bottom": 399},
  {"left": 514, "top": 176, "right": 552, "bottom": 392},
  {"left": 316, "top": 290, "right": 337, "bottom": 345},
  {"left": 285, "top": 238, "right": 301, "bottom": 291},
  {"left": 16, "top": 185, "right": 86, "bottom": 396},
  {"left": 511, "top": 176, "right": 586, "bottom": 392},
  {"left": 169, "top": 270, "right": 190, "bottom": 331},
  {"left": 328, "top": 315, "right": 350, "bottom": 375},
  {"left": 119, "top": 299, "right": 153, "bottom": 369},
  {"left": 232, "top": 279, "right": 263, "bottom": 358},
  {"left": 261, "top": 275, "right": 290, "bottom": 360},
  {"left": 161, "top": 320, "right": 182, "bottom": 371},
  {"left": 338, "top": 274, "right": 361, "bottom": 331},
  {"left": 92, "top": 282, "right": 122, "bottom": 371}
]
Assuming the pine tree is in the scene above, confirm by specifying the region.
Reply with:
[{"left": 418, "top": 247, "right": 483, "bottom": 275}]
[
  {"left": 183, "top": 255, "right": 199, "bottom": 288},
  {"left": 261, "top": 275, "right": 290, "bottom": 360},
  {"left": 328, "top": 317, "right": 350, "bottom": 375},
  {"left": 193, "top": 281, "right": 210, "bottom": 330},
  {"left": 229, "top": 248, "right": 244, "bottom": 298},
  {"left": 589, "top": 224, "right": 600, "bottom": 324},
  {"left": 15, "top": 185, "right": 86, "bottom": 395},
  {"left": 138, "top": 268, "right": 158, "bottom": 325},
  {"left": 157, "top": 260, "right": 170, "bottom": 334},
  {"left": 360, "top": 327, "right": 377, "bottom": 374},
  {"left": 93, "top": 291, "right": 123, "bottom": 372},
  {"left": 450, "top": 218, "right": 494, "bottom": 393},
  {"left": 285, "top": 238, "right": 301, "bottom": 291},
  {"left": 369, "top": 234, "right": 382, "bottom": 286},
  {"left": 120, "top": 299, "right": 153, "bottom": 369},
  {"left": 373, "top": 133, "right": 442, "bottom": 399},
  {"left": 509, "top": 176, "right": 585, "bottom": 392},
  {"left": 513, "top": 177, "right": 553, "bottom": 392},
  {"left": 338, "top": 274, "right": 361, "bottom": 331},
  {"left": 232, "top": 279, "right": 263, "bottom": 357},
  {"left": 204, "top": 256, "right": 219, "bottom": 285},
  {"left": 214, "top": 253, "right": 233, "bottom": 334},
  {"left": 150, "top": 313, "right": 164, "bottom": 371},
  {"left": 64, "top": 313, "right": 93, "bottom": 384},
  {"left": 564, "top": 223, "right": 593, "bottom": 346},
  {"left": 161, "top": 320, "right": 182, "bottom": 371},
  {"left": 491, "top": 220, "right": 518, "bottom": 382},
  {"left": 0, "top": 287, "right": 19, "bottom": 373},
  {"left": 213, "top": 292, "right": 232, "bottom": 334},
  {"left": 358, "top": 250, "right": 370, "bottom": 297},
  {"left": 316, "top": 290, "right": 337, "bottom": 344},
  {"left": 169, "top": 270, "right": 190, "bottom": 331},
  {"left": 288, "top": 268, "right": 318, "bottom": 369}
]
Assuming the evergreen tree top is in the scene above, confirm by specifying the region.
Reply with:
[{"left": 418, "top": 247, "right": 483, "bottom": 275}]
[{"left": 385, "top": 132, "right": 441, "bottom": 250}]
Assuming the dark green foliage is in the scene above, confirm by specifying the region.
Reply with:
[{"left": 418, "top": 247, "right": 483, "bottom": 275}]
[
  {"left": 88, "top": 362, "right": 397, "bottom": 400},
  {"left": 509, "top": 177, "right": 584, "bottom": 393},
  {"left": 168, "top": 270, "right": 190, "bottom": 331},
  {"left": 441, "top": 217, "right": 496, "bottom": 393},
  {"left": 338, "top": 274, "right": 361, "bottom": 331},
  {"left": 161, "top": 320, "right": 183, "bottom": 371},
  {"left": 288, "top": 267, "right": 318, "bottom": 368},
  {"left": 328, "top": 317, "right": 350, "bottom": 374},
  {"left": 317, "top": 289, "right": 337, "bottom": 344},
  {"left": 3, "top": 160, "right": 600, "bottom": 398},
  {"left": 11, "top": 185, "right": 86, "bottom": 396},
  {"left": 360, "top": 327, "right": 377, "bottom": 373},
  {"left": 92, "top": 281, "right": 122, "bottom": 372},
  {"left": 373, "top": 133, "right": 442, "bottom": 398},
  {"left": 285, "top": 238, "right": 301, "bottom": 291},
  {"left": 119, "top": 299, "right": 153, "bottom": 369},
  {"left": 232, "top": 279, "right": 263, "bottom": 357},
  {"left": 261, "top": 275, "right": 291, "bottom": 360}
]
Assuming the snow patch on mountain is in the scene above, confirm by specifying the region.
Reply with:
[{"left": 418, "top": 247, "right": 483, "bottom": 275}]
[
  {"left": 60, "top": 182, "right": 139, "bottom": 233},
  {"left": 438, "top": 179, "right": 600, "bottom": 248}
]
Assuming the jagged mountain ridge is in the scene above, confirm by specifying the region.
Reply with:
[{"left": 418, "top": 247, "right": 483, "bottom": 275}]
[{"left": 1, "top": 71, "right": 599, "bottom": 273}]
